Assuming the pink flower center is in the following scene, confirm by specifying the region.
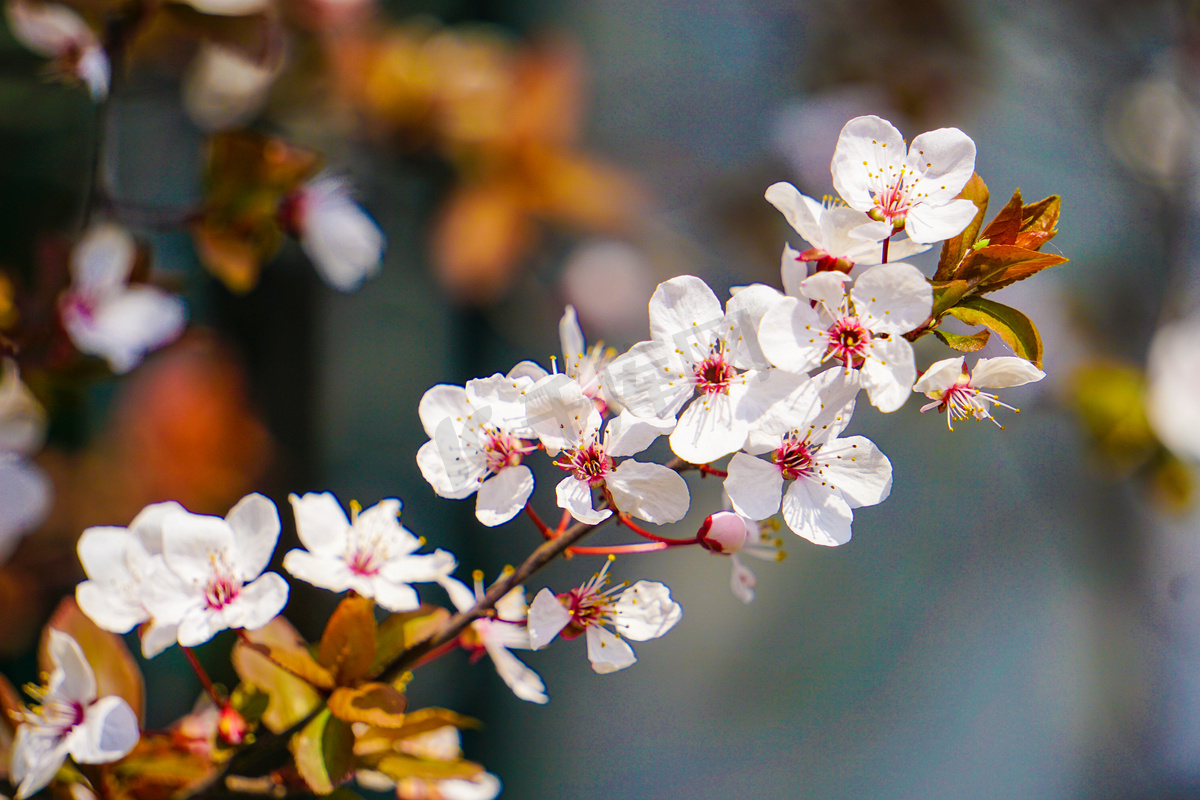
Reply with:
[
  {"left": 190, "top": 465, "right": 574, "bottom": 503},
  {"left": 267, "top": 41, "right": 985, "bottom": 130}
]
[
  {"left": 870, "top": 176, "right": 914, "bottom": 227},
  {"left": 557, "top": 440, "right": 612, "bottom": 486},
  {"left": 693, "top": 349, "right": 734, "bottom": 396},
  {"left": 773, "top": 437, "right": 815, "bottom": 480},
  {"left": 203, "top": 556, "right": 242, "bottom": 610},
  {"left": 347, "top": 547, "right": 382, "bottom": 577},
  {"left": 61, "top": 291, "right": 95, "bottom": 323},
  {"left": 824, "top": 317, "right": 872, "bottom": 367},
  {"left": 482, "top": 429, "right": 533, "bottom": 475}
]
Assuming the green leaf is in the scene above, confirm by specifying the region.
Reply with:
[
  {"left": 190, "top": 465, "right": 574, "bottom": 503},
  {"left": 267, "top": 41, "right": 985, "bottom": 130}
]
[
  {"left": 290, "top": 709, "right": 355, "bottom": 795},
  {"left": 230, "top": 685, "right": 270, "bottom": 727},
  {"left": 319, "top": 595, "right": 378, "bottom": 686},
  {"left": 232, "top": 617, "right": 325, "bottom": 732},
  {"left": 934, "top": 173, "right": 988, "bottom": 281},
  {"left": 370, "top": 606, "right": 450, "bottom": 678},
  {"left": 933, "top": 327, "right": 990, "bottom": 352},
  {"left": 945, "top": 297, "right": 1043, "bottom": 368},
  {"left": 930, "top": 280, "right": 970, "bottom": 317}
]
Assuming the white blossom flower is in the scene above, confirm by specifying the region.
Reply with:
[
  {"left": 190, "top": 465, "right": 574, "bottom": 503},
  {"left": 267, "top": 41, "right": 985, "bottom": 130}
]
[
  {"left": 183, "top": 40, "right": 280, "bottom": 132},
  {"left": 765, "top": 182, "right": 929, "bottom": 274},
  {"left": 416, "top": 370, "right": 540, "bottom": 527},
  {"left": 914, "top": 356, "right": 1045, "bottom": 430},
  {"left": 283, "top": 493, "right": 455, "bottom": 612},
  {"left": 1146, "top": 313, "right": 1200, "bottom": 462},
  {"left": 758, "top": 263, "right": 931, "bottom": 412},
  {"left": 59, "top": 223, "right": 186, "bottom": 374},
  {"left": 831, "top": 115, "right": 977, "bottom": 245},
  {"left": 5, "top": 0, "right": 109, "bottom": 99},
  {"left": 75, "top": 502, "right": 187, "bottom": 658},
  {"left": 724, "top": 368, "right": 891, "bottom": 547},
  {"left": 439, "top": 570, "right": 547, "bottom": 704},
  {"left": 601, "top": 275, "right": 788, "bottom": 464},
  {"left": 697, "top": 510, "right": 786, "bottom": 604},
  {"left": 10, "top": 630, "right": 139, "bottom": 799},
  {"left": 527, "top": 558, "right": 681, "bottom": 674},
  {"left": 142, "top": 493, "right": 288, "bottom": 648},
  {"left": 282, "top": 176, "right": 385, "bottom": 292},
  {"left": 0, "top": 360, "right": 51, "bottom": 565}
]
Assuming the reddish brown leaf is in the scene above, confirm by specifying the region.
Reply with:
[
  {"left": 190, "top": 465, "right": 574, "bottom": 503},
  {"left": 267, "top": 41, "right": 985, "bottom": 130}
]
[{"left": 934, "top": 173, "right": 988, "bottom": 281}]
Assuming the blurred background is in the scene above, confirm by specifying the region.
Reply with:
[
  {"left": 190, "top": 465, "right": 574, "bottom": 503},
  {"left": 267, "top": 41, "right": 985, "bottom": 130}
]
[{"left": 4, "top": 0, "right": 1200, "bottom": 798}]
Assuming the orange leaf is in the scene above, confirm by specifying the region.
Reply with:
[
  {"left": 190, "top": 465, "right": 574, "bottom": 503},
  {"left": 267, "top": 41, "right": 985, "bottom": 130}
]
[
  {"left": 328, "top": 683, "right": 408, "bottom": 728},
  {"left": 934, "top": 173, "right": 988, "bottom": 281},
  {"left": 318, "top": 595, "right": 377, "bottom": 686},
  {"left": 232, "top": 617, "right": 326, "bottom": 730}
]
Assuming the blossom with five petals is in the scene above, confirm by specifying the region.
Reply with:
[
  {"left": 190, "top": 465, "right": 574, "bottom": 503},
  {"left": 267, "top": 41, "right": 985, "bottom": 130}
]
[
  {"left": 724, "top": 368, "right": 892, "bottom": 547},
  {"left": 10, "top": 630, "right": 139, "bottom": 799},
  {"left": 142, "top": 493, "right": 288, "bottom": 647},
  {"left": 758, "top": 263, "right": 931, "bottom": 412},
  {"left": 416, "top": 369, "right": 541, "bottom": 527},
  {"left": 527, "top": 558, "right": 682, "bottom": 674},
  {"left": 913, "top": 356, "right": 1045, "bottom": 430},
  {"left": 439, "top": 570, "right": 547, "bottom": 704},
  {"left": 830, "top": 115, "right": 977, "bottom": 246},
  {"left": 283, "top": 493, "right": 455, "bottom": 612},
  {"left": 59, "top": 223, "right": 186, "bottom": 374}
]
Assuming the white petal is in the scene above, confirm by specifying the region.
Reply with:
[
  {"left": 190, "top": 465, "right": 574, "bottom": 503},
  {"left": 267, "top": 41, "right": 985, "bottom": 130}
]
[
  {"left": 969, "top": 356, "right": 1045, "bottom": 389},
  {"left": 800, "top": 270, "right": 853, "bottom": 312},
  {"left": 669, "top": 392, "right": 748, "bottom": 464},
  {"left": 128, "top": 501, "right": 187, "bottom": 555},
  {"left": 6, "top": 0, "right": 93, "bottom": 56},
  {"left": 860, "top": 335, "right": 917, "bottom": 412},
  {"left": 904, "top": 198, "right": 978, "bottom": 245},
  {"left": 730, "top": 556, "right": 757, "bottom": 604},
  {"left": 781, "top": 479, "right": 853, "bottom": 546},
  {"left": 527, "top": 588, "right": 571, "bottom": 650},
  {"left": 228, "top": 572, "right": 289, "bottom": 631},
  {"left": 724, "top": 283, "right": 782, "bottom": 371},
  {"left": 416, "top": 438, "right": 486, "bottom": 500},
  {"left": 604, "top": 410, "right": 673, "bottom": 458},
  {"left": 601, "top": 340, "right": 692, "bottom": 421},
  {"left": 367, "top": 577, "right": 420, "bottom": 613},
  {"left": 0, "top": 460, "right": 51, "bottom": 561},
  {"left": 139, "top": 621, "right": 179, "bottom": 658},
  {"left": 558, "top": 305, "right": 586, "bottom": 369},
  {"left": 225, "top": 492, "right": 280, "bottom": 579},
  {"left": 76, "top": 580, "right": 145, "bottom": 634},
  {"left": 76, "top": 45, "right": 109, "bottom": 100},
  {"left": 282, "top": 549, "right": 353, "bottom": 594},
  {"left": 850, "top": 263, "right": 932, "bottom": 335},
  {"left": 475, "top": 466, "right": 534, "bottom": 527},
  {"left": 378, "top": 548, "right": 456, "bottom": 585},
  {"left": 585, "top": 626, "right": 637, "bottom": 674},
  {"left": 905, "top": 126, "right": 976, "bottom": 206},
  {"left": 70, "top": 695, "right": 138, "bottom": 764},
  {"left": 300, "top": 181, "right": 385, "bottom": 292},
  {"left": 613, "top": 580, "right": 682, "bottom": 641},
  {"left": 438, "top": 575, "right": 476, "bottom": 613},
  {"left": 439, "top": 773, "right": 503, "bottom": 800},
  {"left": 417, "top": 384, "right": 474, "bottom": 439},
  {"left": 161, "top": 511, "right": 235, "bottom": 585},
  {"left": 12, "top": 727, "right": 68, "bottom": 800},
  {"left": 606, "top": 461, "right": 689, "bottom": 524},
  {"left": 831, "top": 115, "right": 906, "bottom": 212},
  {"left": 483, "top": 641, "right": 548, "bottom": 704},
  {"left": 913, "top": 357, "right": 965, "bottom": 394},
  {"left": 647, "top": 276, "right": 725, "bottom": 358},
  {"left": 724, "top": 452, "right": 783, "bottom": 520},
  {"left": 288, "top": 492, "right": 351, "bottom": 554},
  {"left": 67, "top": 287, "right": 186, "bottom": 374},
  {"left": 47, "top": 629, "right": 96, "bottom": 704},
  {"left": 525, "top": 373, "right": 596, "bottom": 452},
  {"left": 0, "top": 359, "right": 47, "bottom": 455},
  {"left": 780, "top": 244, "right": 807, "bottom": 298},
  {"left": 816, "top": 436, "right": 892, "bottom": 509},
  {"left": 71, "top": 223, "right": 134, "bottom": 295},
  {"left": 764, "top": 182, "right": 826, "bottom": 247},
  {"left": 555, "top": 476, "right": 610, "bottom": 525}
]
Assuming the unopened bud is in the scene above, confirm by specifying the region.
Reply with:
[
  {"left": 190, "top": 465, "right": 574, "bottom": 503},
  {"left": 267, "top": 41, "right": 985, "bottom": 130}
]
[
  {"left": 218, "top": 705, "right": 247, "bottom": 746},
  {"left": 698, "top": 512, "right": 749, "bottom": 554}
]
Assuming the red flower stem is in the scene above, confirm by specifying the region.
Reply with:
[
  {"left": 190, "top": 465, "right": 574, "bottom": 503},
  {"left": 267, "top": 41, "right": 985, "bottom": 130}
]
[
  {"left": 882, "top": 235, "right": 890, "bottom": 264},
  {"left": 697, "top": 464, "right": 728, "bottom": 478},
  {"left": 617, "top": 513, "right": 701, "bottom": 546},
  {"left": 569, "top": 542, "right": 670, "bottom": 555},
  {"left": 181, "top": 646, "right": 224, "bottom": 708},
  {"left": 410, "top": 636, "right": 462, "bottom": 670},
  {"left": 525, "top": 504, "right": 554, "bottom": 540},
  {"left": 557, "top": 509, "right": 572, "bottom": 535}
]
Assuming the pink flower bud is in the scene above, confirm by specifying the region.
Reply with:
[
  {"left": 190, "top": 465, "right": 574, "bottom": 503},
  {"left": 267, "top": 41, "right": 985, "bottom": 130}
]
[
  {"left": 218, "top": 705, "right": 247, "bottom": 746},
  {"left": 698, "top": 512, "right": 748, "bottom": 554}
]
